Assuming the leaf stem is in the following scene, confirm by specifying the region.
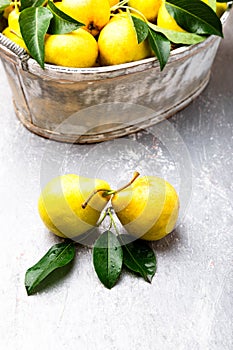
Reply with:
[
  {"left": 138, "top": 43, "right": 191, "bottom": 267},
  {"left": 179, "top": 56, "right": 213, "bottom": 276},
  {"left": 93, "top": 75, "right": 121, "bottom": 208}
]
[
  {"left": 111, "top": 3, "right": 148, "bottom": 24},
  {"left": 96, "top": 208, "right": 108, "bottom": 227},
  {"left": 111, "top": 0, "right": 129, "bottom": 12},
  {"left": 107, "top": 208, "right": 120, "bottom": 237},
  {"left": 124, "top": 5, "right": 148, "bottom": 23}
]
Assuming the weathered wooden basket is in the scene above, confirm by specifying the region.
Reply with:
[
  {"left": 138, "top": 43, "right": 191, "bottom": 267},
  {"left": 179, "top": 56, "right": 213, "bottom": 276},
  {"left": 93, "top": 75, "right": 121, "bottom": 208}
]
[{"left": 0, "top": 10, "right": 230, "bottom": 143}]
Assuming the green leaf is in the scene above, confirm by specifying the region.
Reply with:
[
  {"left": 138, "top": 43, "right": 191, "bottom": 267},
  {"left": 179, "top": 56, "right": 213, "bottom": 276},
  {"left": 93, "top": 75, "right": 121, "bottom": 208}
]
[
  {"left": 20, "top": 0, "right": 46, "bottom": 11},
  {"left": 131, "top": 15, "right": 148, "bottom": 44},
  {"left": 0, "top": 0, "right": 11, "bottom": 11},
  {"left": 19, "top": 7, "right": 53, "bottom": 68},
  {"left": 148, "top": 28, "right": 170, "bottom": 70},
  {"left": 166, "top": 0, "right": 223, "bottom": 37},
  {"left": 25, "top": 242, "right": 76, "bottom": 295},
  {"left": 149, "top": 22, "right": 206, "bottom": 45},
  {"left": 47, "top": 0, "right": 84, "bottom": 35},
  {"left": 93, "top": 231, "right": 123, "bottom": 289},
  {"left": 119, "top": 235, "right": 156, "bottom": 283}
]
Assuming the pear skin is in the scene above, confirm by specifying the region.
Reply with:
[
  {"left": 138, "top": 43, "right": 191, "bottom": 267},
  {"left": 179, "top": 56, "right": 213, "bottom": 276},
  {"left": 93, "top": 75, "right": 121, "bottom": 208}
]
[
  {"left": 44, "top": 29, "right": 98, "bottom": 68},
  {"left": 108, "top": 0, "right": 119, "bottom": 7},
  {"left": 56, "top": 0, "right": 110, "bottom": 36},
  {"left": 112, "top": 176, "right": 179, "bottom": 241},
  {"left": 3, "top": 27, "right": 27, "bottom": 50},
  {"left": 157, "top": 2, "right": 186, "bottom": 32},
  {"left": 38, "top": 174, "right": 110, "bottom": 238},
  {"left": 8, "top": 9, "right": 21, "bottom": 36},
  {"left": 98, "top": 13, "right": 139, "bottom": 66},
  {"left": 128, "top": 0, "right": 162, "bottom": 22}
]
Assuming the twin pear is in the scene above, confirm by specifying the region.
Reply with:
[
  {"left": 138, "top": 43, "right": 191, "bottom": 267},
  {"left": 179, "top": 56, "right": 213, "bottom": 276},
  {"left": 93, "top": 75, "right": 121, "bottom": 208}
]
[{"left": 38, "top": 172, "right": 179, "bottom": 241}]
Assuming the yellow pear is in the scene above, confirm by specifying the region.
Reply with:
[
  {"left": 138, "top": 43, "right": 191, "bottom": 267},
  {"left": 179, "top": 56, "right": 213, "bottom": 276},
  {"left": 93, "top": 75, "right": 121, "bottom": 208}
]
[
  {"left": 111, "top": 176, "right": 179, "bottom": 241},
  {"left": 133, "top": 39, "right": 152, "bottom": 61},
  {"left": 56, "top": 0, "right": 110, "bottom": 36},
  {"left": 44, "top": 28, "right": 98, "bottom": 68},
  {"left": 216, "top": 2, "right": 228, "bottom": 17},
  {"left": 3, "top": 26, "right": 27, "bottom": 50},
  {"left": 38, "top": 174, "right": 111, "bottom": 239},
  {"left": 3, "top": 9, "right": 27, "bottom": 50},
  {"left": 128, "top": 0, "right": 162, "bottom": 22},
  {"left": 108, "top": 0, "right": 119, "bottom": 6},
  {"left": 8, "top": 8, "right": 21, "bottom": 36},
  {"left": 130, "top": 14, "right": 153, "bottom": 61},
  {"left": 157, "top": 1, "right": 186, "bottom": 32},
  {"left": 98, "top": 13, "right": 139, "bottom": 66}
]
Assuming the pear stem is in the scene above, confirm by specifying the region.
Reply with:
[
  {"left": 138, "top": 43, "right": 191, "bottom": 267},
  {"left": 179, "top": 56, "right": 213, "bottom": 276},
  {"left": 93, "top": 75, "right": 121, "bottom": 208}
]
[
  {"left": 111, "top": 0, "right": 128, "bottom": 12},
  {"left": 81, "top": 172, "right": 140, "bottom": 209},
  {"left": 107, "top": 171, "right": 140, "bottom": 196},
  {"left": 81, "top": 188, "right": 110, "bottom": 209}
]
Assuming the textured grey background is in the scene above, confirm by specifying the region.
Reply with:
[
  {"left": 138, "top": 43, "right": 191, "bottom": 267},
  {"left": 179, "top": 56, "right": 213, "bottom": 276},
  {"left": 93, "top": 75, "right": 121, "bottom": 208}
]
[{"left": 0, "top": 10, "right": 232, "bottom": 350}]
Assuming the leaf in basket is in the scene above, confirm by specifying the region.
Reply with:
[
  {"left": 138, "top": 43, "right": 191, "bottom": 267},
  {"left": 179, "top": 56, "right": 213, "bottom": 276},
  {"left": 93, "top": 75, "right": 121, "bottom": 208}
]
[
  {"left": 131, "top": 15, "right": 148, "bottom": 44},
  {"left": 0, "top": 0, "right": 11, "bottom": 12},
  {"left": 148, "top": 28, "right": 170, "bottom": 70},
  {"left": 149, "top": 22, "right": 206, "bottom": 45},
  {"left": 165, "top": 0, "right": 223, "bottom": 37},
  {"left": 25, "top": 242, "right": 76, "bottom": 295},
  {"left": 93, "top": 231, "right": 123, "bottom": 289},
  {"left": 20, "top": 0, "right": 46, "bottom": 11},
  {"left": 47, "top": 0, "right": 84, "bottom": 35},
  {"left": 19, "top": 7, "right": 53, "bottom": 68},
  {"left": 119, "top": 234, "right": 157, "bottom": 283}
]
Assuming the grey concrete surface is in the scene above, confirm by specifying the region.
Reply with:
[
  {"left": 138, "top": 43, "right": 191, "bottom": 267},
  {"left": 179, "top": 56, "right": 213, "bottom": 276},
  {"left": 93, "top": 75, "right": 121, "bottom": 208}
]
[{"left": 0, "top": 10, "right": 232, "bottom": 350}]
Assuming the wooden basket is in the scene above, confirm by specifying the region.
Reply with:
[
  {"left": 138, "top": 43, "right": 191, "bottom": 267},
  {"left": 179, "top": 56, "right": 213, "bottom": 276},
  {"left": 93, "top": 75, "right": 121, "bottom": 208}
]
[{"left": 0, "top": 10, "right": 230, "bottom": 143}]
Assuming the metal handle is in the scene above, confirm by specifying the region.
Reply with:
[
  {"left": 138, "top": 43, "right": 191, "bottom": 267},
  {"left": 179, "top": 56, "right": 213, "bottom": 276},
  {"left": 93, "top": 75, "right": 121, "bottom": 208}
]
[{"left": 0, "top": 33, "right": 30, "bottom": 71}]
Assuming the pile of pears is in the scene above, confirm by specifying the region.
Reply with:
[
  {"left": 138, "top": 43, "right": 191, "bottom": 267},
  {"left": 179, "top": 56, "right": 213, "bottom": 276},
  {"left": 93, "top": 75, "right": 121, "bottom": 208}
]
[
  {"left": 38, "top": 172, "right": 179, "bottom": 242},
  {"left": 2, "top": 0, "right": 160, "bottom": 68},
  {"left": 2, "top": 0, "right": 228, "bottom": 68}
]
